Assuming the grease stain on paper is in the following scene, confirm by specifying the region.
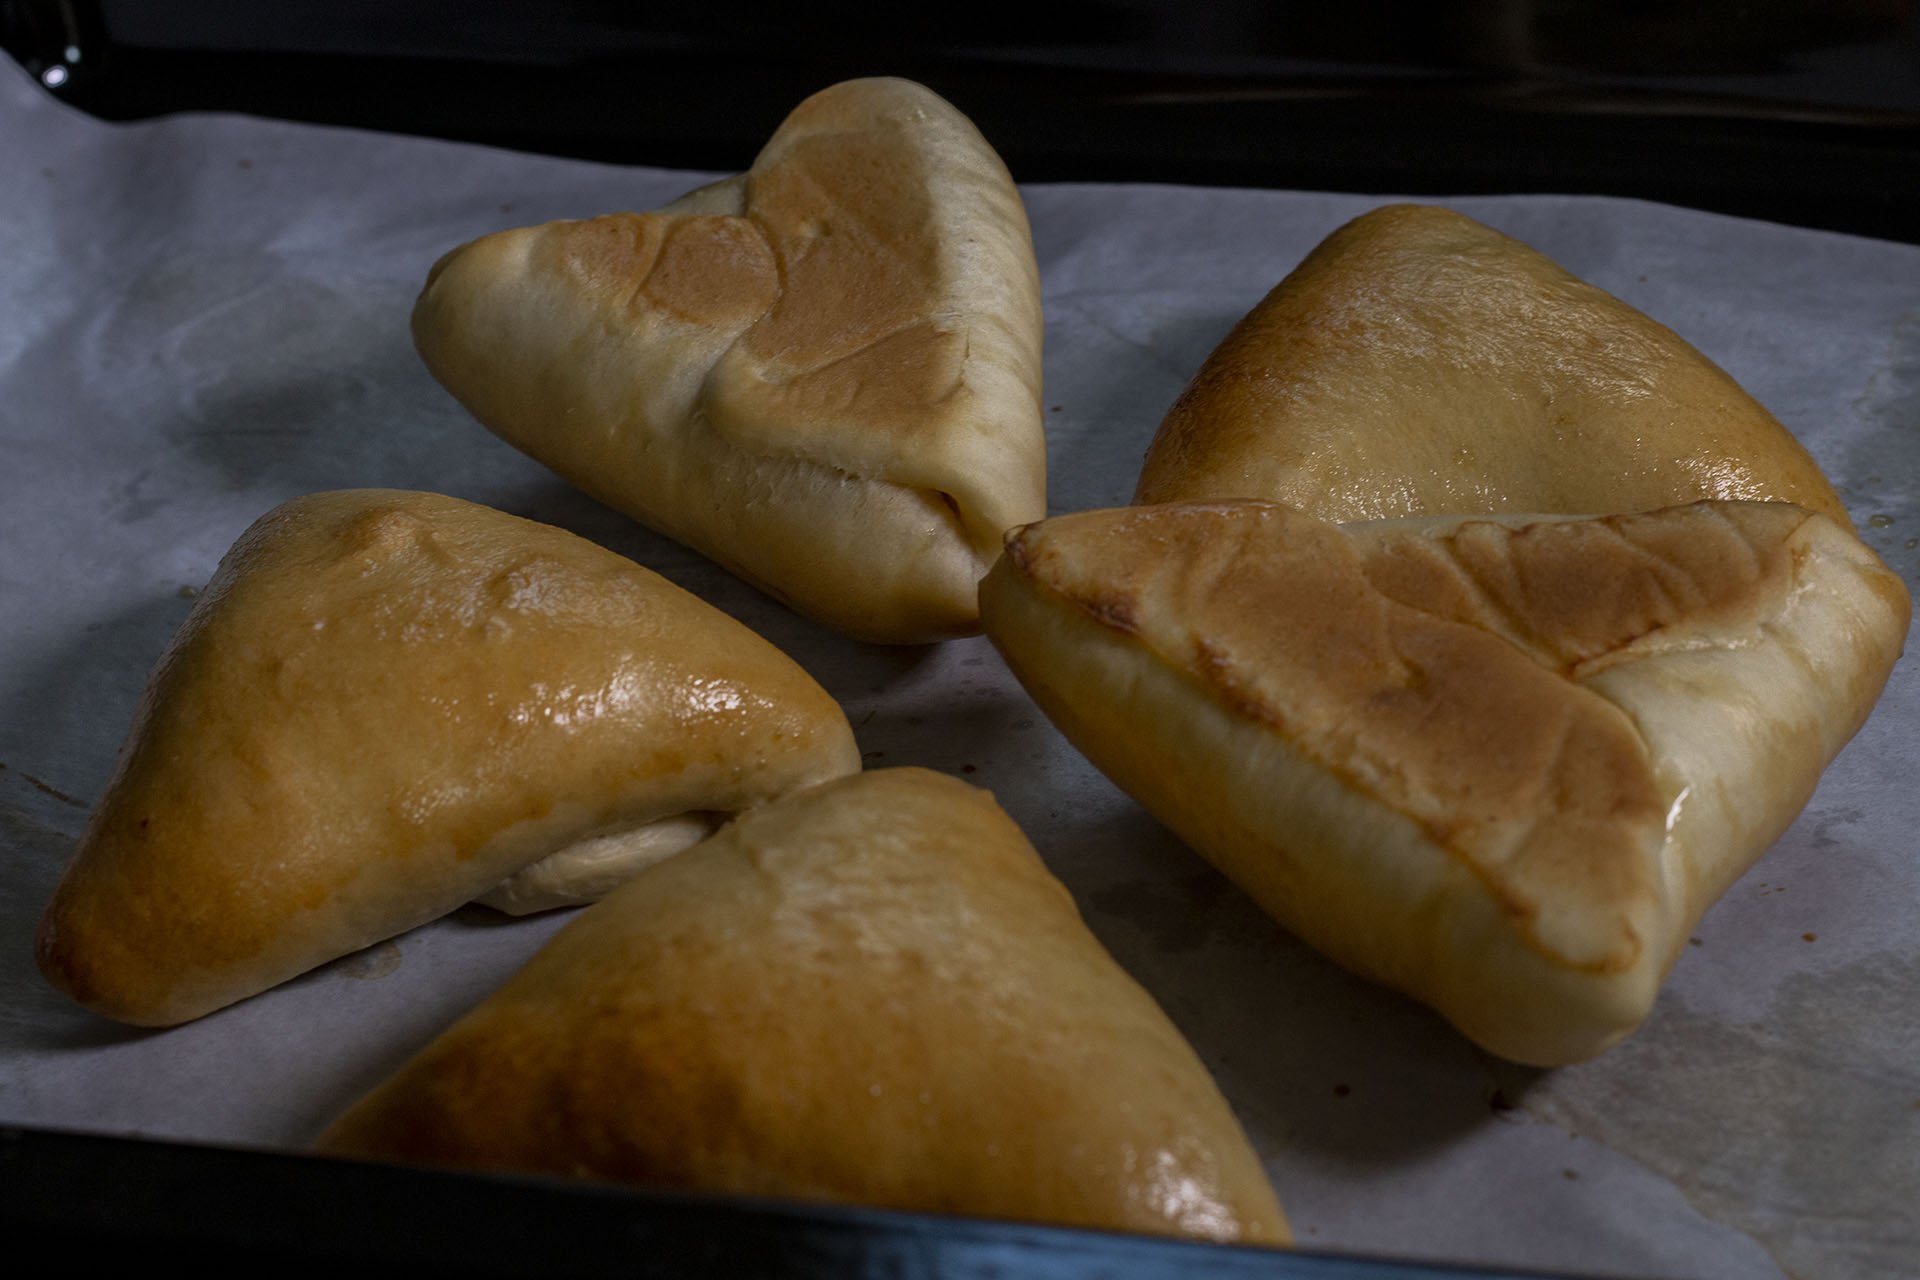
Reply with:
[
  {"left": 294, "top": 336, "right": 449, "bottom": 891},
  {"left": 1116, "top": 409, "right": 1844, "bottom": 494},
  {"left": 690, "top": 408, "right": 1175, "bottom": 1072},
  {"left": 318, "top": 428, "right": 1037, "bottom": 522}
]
[
  {"left": 1088, "top": 870, "right": 1240, "bottom": 955},
  {"left": 334, "top": 941, "right": 403, "bottom": 981},
  {"left": 1, "top": 763, "right": 84, "bottom": 808},
  {"left": 91, "top": 250, "right": 427, "bottom": 493},
  {"left": 1519, "top": 952, "right": 1920, "bottom": 1280}
]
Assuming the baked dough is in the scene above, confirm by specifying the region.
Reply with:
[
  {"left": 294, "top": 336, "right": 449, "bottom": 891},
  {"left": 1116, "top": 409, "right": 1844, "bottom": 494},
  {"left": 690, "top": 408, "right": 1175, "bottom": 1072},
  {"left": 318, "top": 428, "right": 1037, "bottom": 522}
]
[
  {"left": 1135, "top": 204, "right": 1849, "bottom": 528},
  {"left": 36, "top": 489, "right": 861, "bottom": 1027},
  {"left": 316, "top": 767, "right": 1289, "bottom": 1246},
  {"left": 980, "top": 500, "right": 1908, "bottom": 1065},
  {"left": 413, "top": 77, "right": 1046, "bottom": 644}
]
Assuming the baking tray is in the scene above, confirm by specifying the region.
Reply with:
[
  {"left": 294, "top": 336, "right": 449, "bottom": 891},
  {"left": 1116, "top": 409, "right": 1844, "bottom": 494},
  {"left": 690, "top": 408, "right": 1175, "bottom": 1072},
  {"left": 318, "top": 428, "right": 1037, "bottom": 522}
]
[
  {"left": 5, "top": 1126, "right": 1586, "bottom": 1277},
  {"left": 4, "top": 6, "right": 1917, "bottom": 1277}
]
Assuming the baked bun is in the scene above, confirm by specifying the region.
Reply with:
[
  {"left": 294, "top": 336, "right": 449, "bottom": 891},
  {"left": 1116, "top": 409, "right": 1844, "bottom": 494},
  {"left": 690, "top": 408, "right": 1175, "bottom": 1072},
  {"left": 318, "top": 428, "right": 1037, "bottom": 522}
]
[
  {"left": 37, "top": 489, "right": 861, "bottom": 1027},
  {"left": 1136, "top": 204, "right": 1849, "bottom": 528},
  {"left": 413, "top": 77, "right": 1046, "bottom": 644},
  {"left": 980, "top": 500, "right": 1907, "bottom": 1066},
  {"left": 316, "top": 767, "right": 1289, "bottom": 1246}
]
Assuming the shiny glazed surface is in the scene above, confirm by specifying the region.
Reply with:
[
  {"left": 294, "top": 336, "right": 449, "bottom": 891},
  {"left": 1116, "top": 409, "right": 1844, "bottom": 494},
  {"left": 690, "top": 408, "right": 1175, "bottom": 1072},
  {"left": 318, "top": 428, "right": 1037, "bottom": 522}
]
[
  {"left": 1137, "top": 204, "right": 1850, "bottom": 529},
  {"left": 318, "top": 767, "right": 1289, "bottom": 1247},
  {"left": 36, "top": 489, "right": 860, "bottom": 1026}
]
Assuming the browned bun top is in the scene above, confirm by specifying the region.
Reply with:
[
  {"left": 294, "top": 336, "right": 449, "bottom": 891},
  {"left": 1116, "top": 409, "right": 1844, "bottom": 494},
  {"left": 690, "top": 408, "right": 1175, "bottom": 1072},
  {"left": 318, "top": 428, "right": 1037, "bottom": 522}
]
[
  {"left": 997, "top": 499, "right": 1717, "bottom": 973},
  {"left": 1137, "top": 204, "right": 1849, "bottom": 529},
  {"left": 411, "top": 78, "right": 1045, "bottom": 644},
  {"left": 980, "top": 498, "right": 1906, "bottom": 1064}
]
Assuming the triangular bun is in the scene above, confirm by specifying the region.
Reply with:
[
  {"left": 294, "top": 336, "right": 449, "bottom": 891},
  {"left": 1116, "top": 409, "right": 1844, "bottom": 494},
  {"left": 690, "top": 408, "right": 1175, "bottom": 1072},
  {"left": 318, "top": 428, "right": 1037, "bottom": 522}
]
[
  {"left": 37, "top": 490, "right": 859, "bottom": 1026},
  {"left": 317, "top": 768, "right": 1288, "bottom": 1246},
  {"left": 414, "top": 78, "right": 1045, "bottom": 643},
  {"left": 981, "top": 500, "right": 1906, "bottom": 1064}
]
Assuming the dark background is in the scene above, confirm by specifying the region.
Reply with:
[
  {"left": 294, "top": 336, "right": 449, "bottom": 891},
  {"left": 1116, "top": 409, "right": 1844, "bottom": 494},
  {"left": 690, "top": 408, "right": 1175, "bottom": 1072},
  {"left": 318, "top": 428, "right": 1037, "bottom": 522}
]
[{"left": 6, "top": 0, "right": 1920, "bottom": 241}]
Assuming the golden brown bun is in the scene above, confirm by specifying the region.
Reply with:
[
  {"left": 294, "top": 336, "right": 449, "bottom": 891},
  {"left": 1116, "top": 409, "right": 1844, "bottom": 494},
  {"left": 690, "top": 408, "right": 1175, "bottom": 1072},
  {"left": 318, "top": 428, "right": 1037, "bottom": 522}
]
[
  {"left": 413, "top": 77, "right": 1046, "bottom": 644},
  {"left": 36, "top": 490, "right": 860, "bottom": 1027},
  {"left": 980, "top": 500, "right": 1908, "bottom": 1065},
  {"left": 1136, "top": 204, "right": 1849, "bottom": 528},
  {"left": 316, "top": 767, "right": 1289, "bottom": 1247}
]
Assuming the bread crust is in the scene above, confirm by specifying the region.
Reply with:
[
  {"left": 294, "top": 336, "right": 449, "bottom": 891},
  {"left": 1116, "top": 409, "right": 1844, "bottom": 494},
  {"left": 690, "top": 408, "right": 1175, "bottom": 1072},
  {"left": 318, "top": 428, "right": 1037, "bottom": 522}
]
[
  {"left": 413, "top": 78, "right": 1046, "bottom": 643},
  {"left": 980, "top": 500, "right": 1908, "bottom": 1064},
  {"left": 317, "top": 768, "right": 1289, "bottom": 1246},
  {"left": 36, "top": 490, "right": 860, "bottom": 1026},
  {"left": 1136, "top": 204, "right": 1849, "bottom": 529}
]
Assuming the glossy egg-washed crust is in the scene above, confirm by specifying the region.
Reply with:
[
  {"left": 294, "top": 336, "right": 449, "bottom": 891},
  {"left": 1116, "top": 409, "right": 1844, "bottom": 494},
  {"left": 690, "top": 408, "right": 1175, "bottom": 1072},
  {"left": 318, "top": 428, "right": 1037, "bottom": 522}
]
[
  {"left": 981, "top": 501, "right": 1907, "bottom": 1065},
  {"left": 317, "top": 768, "right": 1289, "bottom": 1247},
  {"left": 412, "top": 77, "right": 1046, "bottom": 643},
  {"left": 36, "top": 490, "right": 860, "bottom": 1027},
  {"left": 1136, "top": 205, "right": 1850, "bottom": 529}
]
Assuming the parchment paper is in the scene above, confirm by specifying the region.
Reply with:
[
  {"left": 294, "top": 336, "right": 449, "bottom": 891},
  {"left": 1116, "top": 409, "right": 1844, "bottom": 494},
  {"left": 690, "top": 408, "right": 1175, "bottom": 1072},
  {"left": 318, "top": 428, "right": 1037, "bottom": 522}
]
[{"left": 2, "top": 57, "right": 1915, "bottom": 1280}]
